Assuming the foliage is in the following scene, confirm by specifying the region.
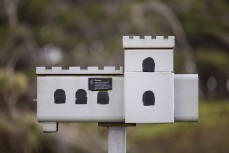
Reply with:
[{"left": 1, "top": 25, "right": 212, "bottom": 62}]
[
  {"left": 0, "top": 101, "right": 229, "bottom": 153},
  {"left": 0, "top": 69, "right": 27, "bottom": 93},
  {"left": 127, "top": 101, "right": 229, "bottom": 153},
  {"left": 0, "top": 0, "right": 228, "bottom": 152},
  {"left": 0, "top": 68, "right": 28, "bottom": 116}
]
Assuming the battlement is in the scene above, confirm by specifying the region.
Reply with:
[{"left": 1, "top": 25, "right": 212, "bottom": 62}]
[
  {"left": 123, "top": 36, "right": 175, "bottom": 49},
  {"left": 36, "top": 66, "right": 123, "bottom": 75}
]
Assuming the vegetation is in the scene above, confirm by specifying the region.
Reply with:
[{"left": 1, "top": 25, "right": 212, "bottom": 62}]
[
  {"left": 0, "top": 0, "right": 228, "bottom": 152},
  {"left": 127, "top": 101, "right": 229, "bottom": 153},
  {"left": 0, "top": 102, "right": 229, "bottom": 153}
]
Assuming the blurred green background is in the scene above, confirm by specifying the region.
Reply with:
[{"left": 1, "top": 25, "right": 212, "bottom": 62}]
[{"left": 0, "top": 0, "right": 229, "bottom": 153}]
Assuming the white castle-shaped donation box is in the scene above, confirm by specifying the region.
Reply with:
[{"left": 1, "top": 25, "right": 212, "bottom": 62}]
[{"left": 36, "top": 36, "right": 198, "bottom": 132}]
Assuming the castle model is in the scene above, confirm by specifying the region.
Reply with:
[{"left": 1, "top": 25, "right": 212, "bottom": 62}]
[{"left": 36, "top": 36, "right": 198, "bottom": 132}]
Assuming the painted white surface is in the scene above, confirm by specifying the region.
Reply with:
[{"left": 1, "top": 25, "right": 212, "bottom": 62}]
[
  {"left": 36, "top": 35, "right": 199, "bottom": 124},
  {"left": 42, "top": 122, "right": 58, "bottom": 132},
  {"left": 36, "top": 66, "right": 123, "bottom": 75},
  {"left": 125, "top": 72, "right": 174, "bottom": 123},
  {"left": 108, "top": 127, "right": 126, "bottom": 153},
  {"left": 37, "top": 76, "right": 124, "bottom": 122},
  {"left": 174, "top": 74, "right": 199, "bottom": 121},
  {"left": 123, "top": 36, "right": 175, "bottom": 48},
  {"left": 124, "top": 49, "right": 173, "bottom": 72}
]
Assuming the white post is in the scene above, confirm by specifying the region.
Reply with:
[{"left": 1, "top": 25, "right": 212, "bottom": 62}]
[{"left": 108, "top": 127, "right": 126, "bottom": 153}]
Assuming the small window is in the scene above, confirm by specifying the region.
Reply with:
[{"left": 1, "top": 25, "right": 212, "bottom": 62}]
[
  {"left": 142, "top": 90, "right": 155, "bottom": 106},
  {"left": 97, "top": 91, "right": 109, "bottom": 105},
  {"left": 142, "top": 57, "right": 155, "bottom": 72},
  {"left": 75, "top": 89, "right": 87, "bottom": 104},
  {"left": 54, "top": 89, "right": 66, "bottom": 104}
]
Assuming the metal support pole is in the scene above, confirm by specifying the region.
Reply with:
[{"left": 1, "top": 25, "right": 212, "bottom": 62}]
[{"left": 108, "top": 127, "right": 126, "bottom": 153}]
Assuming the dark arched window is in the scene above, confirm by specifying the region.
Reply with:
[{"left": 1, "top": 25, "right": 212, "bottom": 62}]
[
  {"left": 75, "top": 89, "right": 87, "bottom": 104},
  {"left": 54, "top": 89, "right": 66, "bottom": 104},
  {"left": 97, "top": 91, "right": 109, "bottom": 105},
  {"left": 142, "top": 90, "right": 155, "bottom": 106},
  {"left": 142, "top": 57, "right": 155, "bottom": 72}
]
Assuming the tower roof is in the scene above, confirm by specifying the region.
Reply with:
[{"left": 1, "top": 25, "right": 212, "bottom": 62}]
[{"left": 123, "top": 36, "right": 175, "bottom": 49}]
